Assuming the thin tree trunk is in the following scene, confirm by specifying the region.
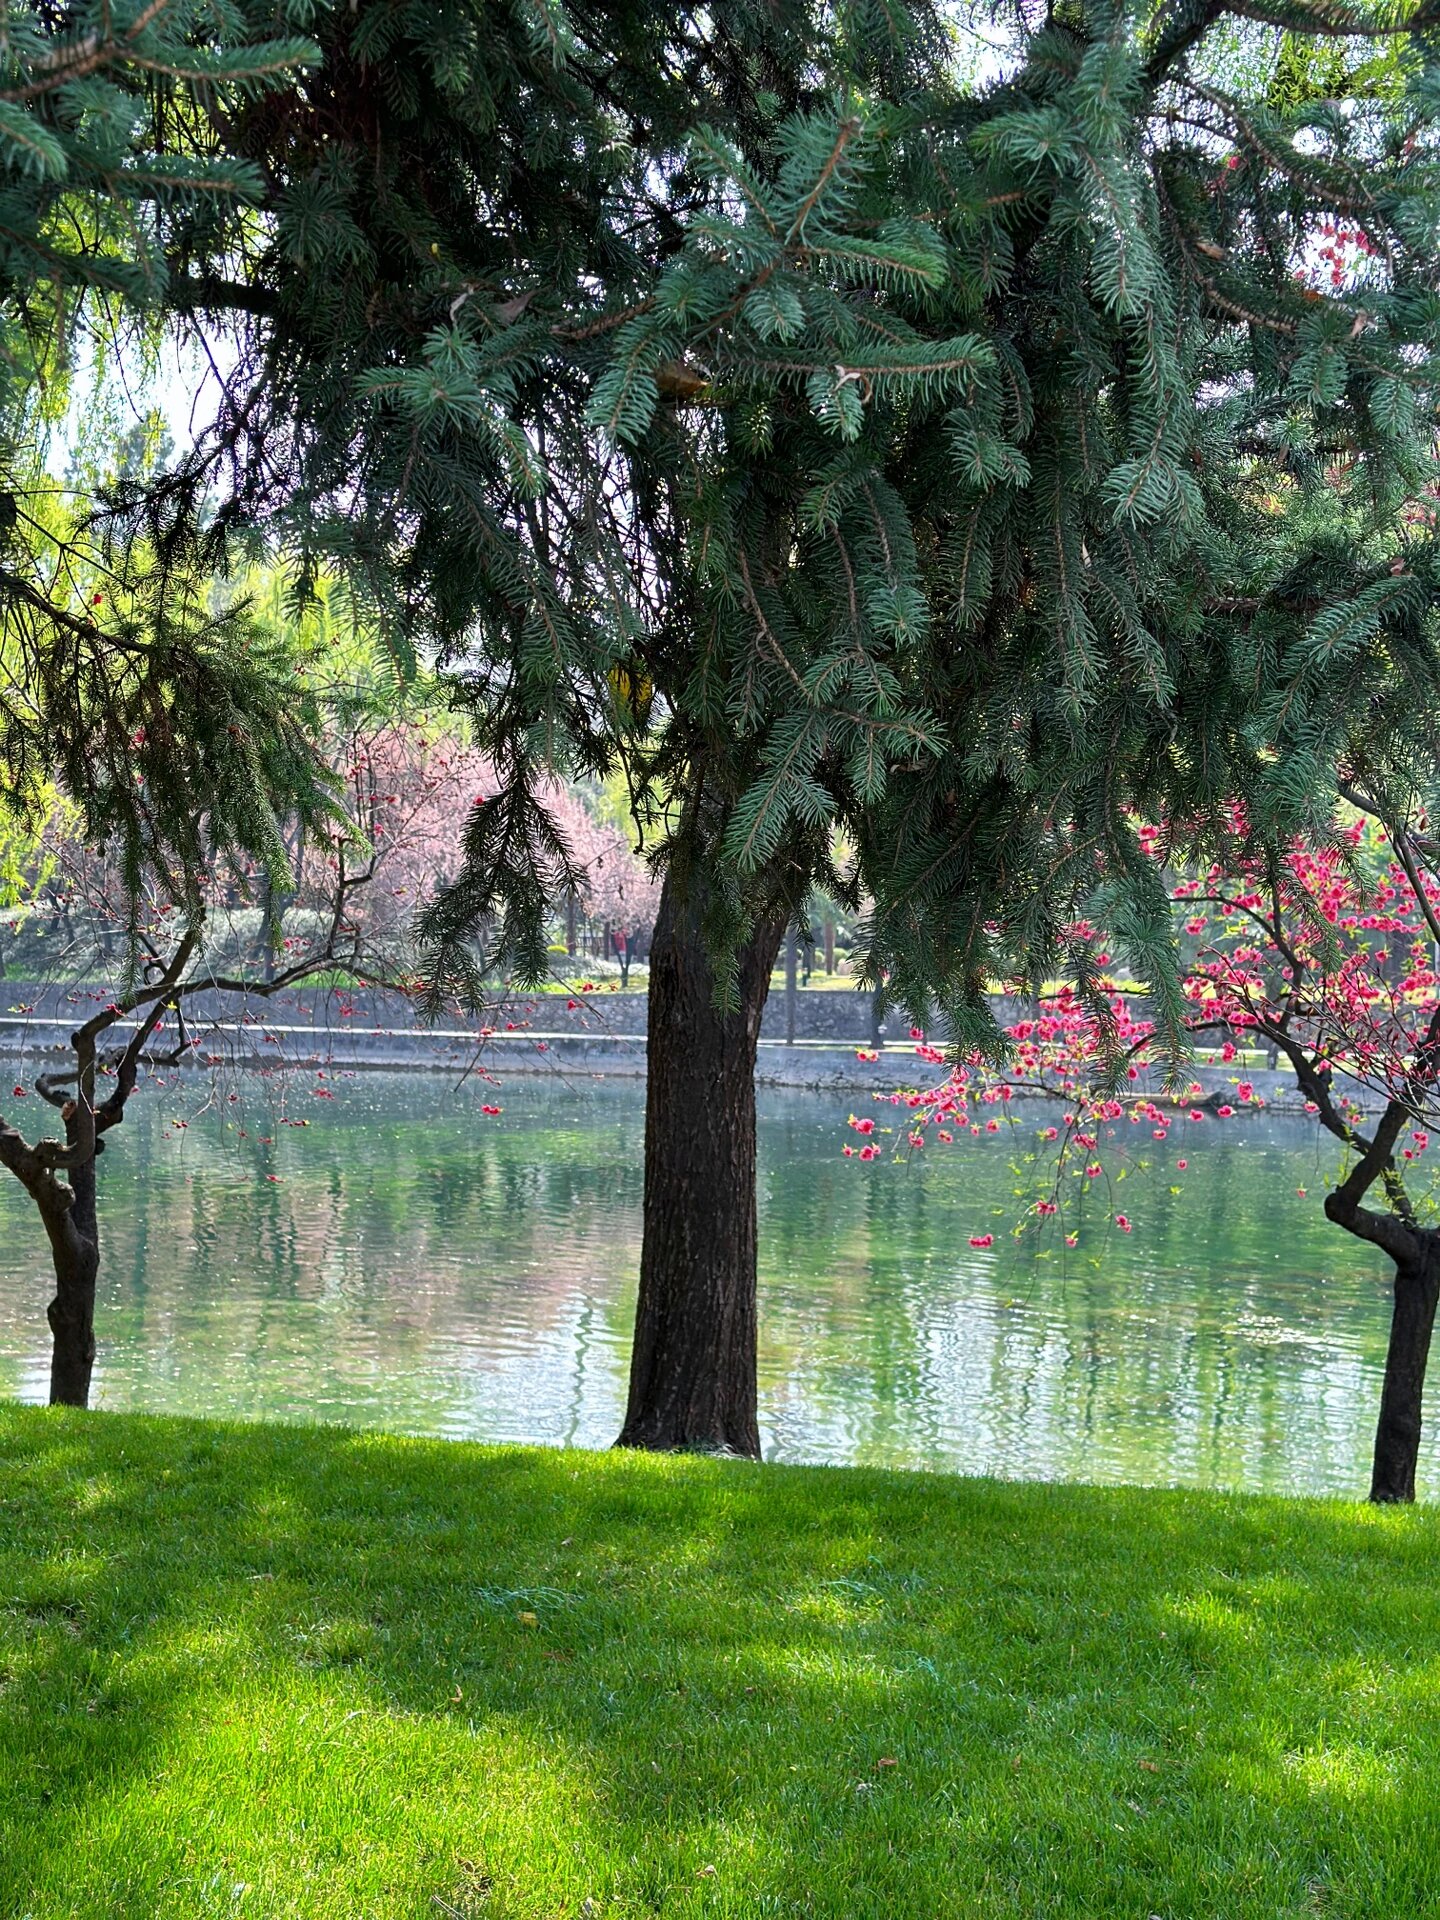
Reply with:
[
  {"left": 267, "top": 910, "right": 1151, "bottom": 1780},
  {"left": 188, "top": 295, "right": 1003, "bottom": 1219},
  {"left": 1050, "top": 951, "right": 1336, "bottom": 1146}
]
[
  {"left": 44, "top": 1157, "right": 99, "bottom": 1409},
  {"left": 260, "top": 868, "right": 276, "bottom": 983},
  {"left": 785, "top": 926, "right": 797, "bottom": 1046},
  {"left": 617, "top": 870, "right": 784, "bottom": 1455},
  {"left": 1371, "top": 1245, "right": 1440, "bottom": 1502}
]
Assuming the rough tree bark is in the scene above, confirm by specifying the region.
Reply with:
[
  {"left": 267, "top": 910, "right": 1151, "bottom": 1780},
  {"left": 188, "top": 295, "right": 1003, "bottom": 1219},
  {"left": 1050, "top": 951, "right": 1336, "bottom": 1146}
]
[
  {"left": 41, "top": 1130, "right": 101, "bottom": 1408},
  {"left": 1370, "top": 1240, "right": 1440, "bottom": 1503},
  {"left": 617, "top": 869, "right": 785, "bottom": 1455}
]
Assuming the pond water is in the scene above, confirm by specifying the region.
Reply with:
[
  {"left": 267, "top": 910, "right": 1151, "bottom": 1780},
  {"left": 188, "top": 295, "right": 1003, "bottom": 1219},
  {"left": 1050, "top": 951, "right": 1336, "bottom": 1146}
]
[{"left": 0, "top": 1068, "right": 1413, "bottom": 1497}]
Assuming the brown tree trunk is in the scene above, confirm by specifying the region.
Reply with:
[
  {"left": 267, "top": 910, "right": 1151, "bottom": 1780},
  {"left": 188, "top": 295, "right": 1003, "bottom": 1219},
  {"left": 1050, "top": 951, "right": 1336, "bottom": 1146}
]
[
  {"left": 1371, "top": 1244, "right": 1440, "bottom": 1503},
  {"left": 43, "top": 1156, "right": 100, "bottom": 1409},
  {"left": 617, "top": 870, "right": 784, "bottom": 1455}
]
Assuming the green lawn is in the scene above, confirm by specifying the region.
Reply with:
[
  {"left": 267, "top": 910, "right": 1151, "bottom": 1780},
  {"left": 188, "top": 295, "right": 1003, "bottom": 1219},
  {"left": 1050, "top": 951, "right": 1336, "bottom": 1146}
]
[{"left": 2, "top": 1406, "right": 1438, "bottom": 1918}]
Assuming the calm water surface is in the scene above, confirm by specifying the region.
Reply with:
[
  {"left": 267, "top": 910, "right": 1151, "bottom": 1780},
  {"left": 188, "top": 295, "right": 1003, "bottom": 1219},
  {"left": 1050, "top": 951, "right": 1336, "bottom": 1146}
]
[{"left": 0, "top": 1069, "right": 1409, "bottom": 1496}]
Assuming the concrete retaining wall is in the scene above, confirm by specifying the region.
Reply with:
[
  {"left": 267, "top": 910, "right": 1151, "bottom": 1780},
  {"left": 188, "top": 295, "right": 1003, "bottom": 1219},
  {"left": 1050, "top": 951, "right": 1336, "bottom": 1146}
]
[{"left": 0, "top": 975, "right": 1350, "bottom": 1107}]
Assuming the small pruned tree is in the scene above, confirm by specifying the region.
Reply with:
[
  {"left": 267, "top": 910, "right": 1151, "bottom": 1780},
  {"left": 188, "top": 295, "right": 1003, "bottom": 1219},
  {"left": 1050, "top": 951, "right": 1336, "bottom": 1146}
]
[
  {"left": 0, "top": 931, "right": 200, "bottom": 1406},
  {"left": 0, "top": 761, "right": 440, "bottom": 1408}
]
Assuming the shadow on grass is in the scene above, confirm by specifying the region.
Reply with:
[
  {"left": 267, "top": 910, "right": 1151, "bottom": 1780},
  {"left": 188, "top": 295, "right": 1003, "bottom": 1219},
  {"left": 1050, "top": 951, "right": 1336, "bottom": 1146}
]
[{"left": 3, "top": 1405, "right": 1440, "bottom": 1918}]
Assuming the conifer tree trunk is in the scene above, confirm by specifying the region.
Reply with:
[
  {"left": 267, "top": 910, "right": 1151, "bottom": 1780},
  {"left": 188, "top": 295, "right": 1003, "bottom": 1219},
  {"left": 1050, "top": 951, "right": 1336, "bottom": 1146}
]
[
  {"left": 617, "top": 870, "right": 784, "bottom": 1455},
  {"left": 1370, "top": 1242, "right": 1440, "bottom": 1503}
]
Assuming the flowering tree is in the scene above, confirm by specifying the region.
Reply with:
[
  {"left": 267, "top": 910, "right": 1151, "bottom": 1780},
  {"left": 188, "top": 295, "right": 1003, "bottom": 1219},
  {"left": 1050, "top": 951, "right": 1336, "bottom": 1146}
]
[
  {"left": 858, "top": 812, "right": 1440, "bottom": 1502},
  {"left": 546, "top": 785, "right": 660, "bottom": 983},
  {"left": 286, "top": 724, "right": 488, "bottom": 979}
]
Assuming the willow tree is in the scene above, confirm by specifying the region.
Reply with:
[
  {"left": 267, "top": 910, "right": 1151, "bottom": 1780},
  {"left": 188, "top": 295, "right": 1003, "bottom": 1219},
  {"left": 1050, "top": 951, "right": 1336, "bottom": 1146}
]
[
  {"left": 132, "top": 0, "right": 1440, "bottom": 1454},
  {"left": 0, "top": 3, "right": 330, "bottom": 895}
]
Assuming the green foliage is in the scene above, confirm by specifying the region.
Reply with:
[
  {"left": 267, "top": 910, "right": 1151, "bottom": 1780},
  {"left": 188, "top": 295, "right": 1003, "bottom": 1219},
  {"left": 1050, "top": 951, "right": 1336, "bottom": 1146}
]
[
  {"left": 99, "top": 0, "right": 1440, "bottom": 1041},
  {"left": 0, "top": 6, "right": 327, "bottom": 914},
  {"left": 0, "top": 486, "right": 339, "bottom": 931}
]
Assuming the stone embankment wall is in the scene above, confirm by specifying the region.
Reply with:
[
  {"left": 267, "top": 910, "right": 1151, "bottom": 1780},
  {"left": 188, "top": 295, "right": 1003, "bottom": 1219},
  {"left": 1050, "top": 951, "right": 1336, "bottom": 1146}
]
[{"left": 0, "top": 976, "right": 1328, "bottom": 1106}]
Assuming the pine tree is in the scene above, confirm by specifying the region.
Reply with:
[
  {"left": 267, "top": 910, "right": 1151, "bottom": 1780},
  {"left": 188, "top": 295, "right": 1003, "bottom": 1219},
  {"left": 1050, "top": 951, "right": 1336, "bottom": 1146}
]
[{"left": 138, "top": 0, "right": 1440, "bottom": 1452}]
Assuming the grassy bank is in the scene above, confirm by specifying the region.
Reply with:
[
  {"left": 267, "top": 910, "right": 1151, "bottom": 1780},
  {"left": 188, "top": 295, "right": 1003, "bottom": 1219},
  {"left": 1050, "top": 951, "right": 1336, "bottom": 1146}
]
[{"left": 2, "top": 1407, "right": 1438, "bottom": 1918}]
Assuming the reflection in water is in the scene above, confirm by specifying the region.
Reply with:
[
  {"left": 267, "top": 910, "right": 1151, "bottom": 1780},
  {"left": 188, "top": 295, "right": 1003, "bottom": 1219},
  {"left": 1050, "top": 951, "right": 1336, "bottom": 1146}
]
[{"left": 0, "top": 1069, "right": 1409, "bottom": 1495}]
